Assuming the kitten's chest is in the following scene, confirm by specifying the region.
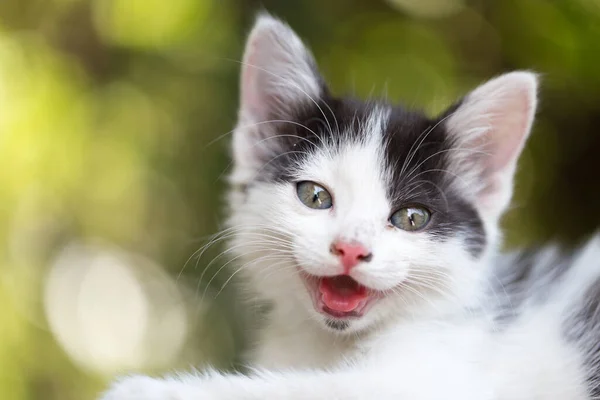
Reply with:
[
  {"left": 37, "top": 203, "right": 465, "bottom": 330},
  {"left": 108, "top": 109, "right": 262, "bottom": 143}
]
[{"left": 247, "top": 324, "right": 360, "bottom": 369}]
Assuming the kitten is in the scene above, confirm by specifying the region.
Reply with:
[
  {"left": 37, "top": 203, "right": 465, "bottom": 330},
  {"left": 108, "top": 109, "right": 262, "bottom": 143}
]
[{"left": 100, "top": 14, "right": 600, "bottom": 400}]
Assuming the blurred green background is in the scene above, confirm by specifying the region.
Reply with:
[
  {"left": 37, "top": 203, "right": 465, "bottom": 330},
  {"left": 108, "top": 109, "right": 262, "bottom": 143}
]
[{"left": 1, "top": 0, "right": 600, "bottom": 398}]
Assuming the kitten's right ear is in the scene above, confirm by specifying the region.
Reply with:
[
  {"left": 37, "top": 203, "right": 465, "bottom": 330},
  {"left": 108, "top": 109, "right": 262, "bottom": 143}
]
[
  {"left": 238, "top": 13, "right": 324, "bottom": 124},
  {"left": 232, "top": 14, "right": 325, "bottom": 181}
]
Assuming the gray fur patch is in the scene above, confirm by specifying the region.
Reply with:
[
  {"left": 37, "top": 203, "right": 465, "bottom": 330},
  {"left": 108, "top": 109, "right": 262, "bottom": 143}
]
[
  {"left": 325, "top": 319, "right": 350, "bottom": 331},
  {"left": 565, "top": 277, "right": 600, "bottom": 398},
  {"left": 491, "top": 246, "right": 572, "bottom": 325}
]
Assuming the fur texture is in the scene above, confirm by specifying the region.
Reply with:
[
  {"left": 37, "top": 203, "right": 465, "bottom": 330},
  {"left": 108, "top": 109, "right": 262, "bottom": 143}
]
[{"left": 100, "top": 14, "right": 600, "bottom": 400}]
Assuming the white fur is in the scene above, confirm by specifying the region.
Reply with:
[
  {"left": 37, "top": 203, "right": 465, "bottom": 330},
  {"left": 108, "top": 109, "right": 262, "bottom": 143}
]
[{"left": 100, "top": 15, "right": 596, "bottom": 400}]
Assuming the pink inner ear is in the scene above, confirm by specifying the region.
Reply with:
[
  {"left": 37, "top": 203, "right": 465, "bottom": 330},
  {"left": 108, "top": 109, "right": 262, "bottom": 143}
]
[
  {"left": 486, "top": 87, "right": 535, "bottom": 173},
  {"left": 445, "top": 72, "right": 537, "bottom": 216},
  {"left": 240, "top": 38, "right": 268, "bottom": 121},
  {"left": 450, "top": 72, "right": 537, "bottom": 177}
]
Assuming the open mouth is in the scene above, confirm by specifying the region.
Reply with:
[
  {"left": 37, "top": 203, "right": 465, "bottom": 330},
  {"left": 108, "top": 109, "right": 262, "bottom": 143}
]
[{"left": 302, "top": 273, "right": 377, "bottom": 319}]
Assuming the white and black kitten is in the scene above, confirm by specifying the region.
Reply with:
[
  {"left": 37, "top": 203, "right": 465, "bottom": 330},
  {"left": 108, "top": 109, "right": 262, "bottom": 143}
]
[{"left": 101, "top": 14, "right": 600, "bottom": 400}]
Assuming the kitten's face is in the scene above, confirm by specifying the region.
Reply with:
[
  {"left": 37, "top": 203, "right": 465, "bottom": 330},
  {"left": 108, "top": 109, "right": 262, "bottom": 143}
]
[{"left": 227, "top": 15, "right": 537, "bottom": 334}]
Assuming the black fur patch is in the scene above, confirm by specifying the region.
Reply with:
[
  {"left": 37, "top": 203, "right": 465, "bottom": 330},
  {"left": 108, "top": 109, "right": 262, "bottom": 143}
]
[
  {"left": 383, "top": 107, "right": 485, "bottom": 256},
  {"left": 250, "top": 93, "right": 486, "bottom": 257},
  {"left": 256, "top": 94, "right": 370, "bottom": 182}
]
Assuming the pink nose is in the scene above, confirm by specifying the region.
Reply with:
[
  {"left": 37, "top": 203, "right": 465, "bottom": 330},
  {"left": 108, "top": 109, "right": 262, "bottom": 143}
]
[{"left": 330, "top": 241, "right": 372, "bottom": 272}]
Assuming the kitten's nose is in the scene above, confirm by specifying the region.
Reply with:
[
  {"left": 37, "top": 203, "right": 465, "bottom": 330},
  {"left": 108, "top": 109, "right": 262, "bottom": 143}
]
[{"left": 330, "top": 241, "right": 372, "bottom": 273}]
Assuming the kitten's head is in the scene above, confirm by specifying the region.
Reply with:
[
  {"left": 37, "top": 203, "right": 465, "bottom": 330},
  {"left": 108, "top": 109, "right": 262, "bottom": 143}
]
[{"left": 227, "top": 14, "right": 537, "bottom": 334}]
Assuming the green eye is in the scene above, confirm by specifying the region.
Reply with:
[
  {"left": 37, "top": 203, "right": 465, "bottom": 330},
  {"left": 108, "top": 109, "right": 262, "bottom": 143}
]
[
  {"left": 390, "top": 206, "right": 431, "bottom": 231},
  {"left": 296, "top": 181, "right": 333, "bottom": 210}
]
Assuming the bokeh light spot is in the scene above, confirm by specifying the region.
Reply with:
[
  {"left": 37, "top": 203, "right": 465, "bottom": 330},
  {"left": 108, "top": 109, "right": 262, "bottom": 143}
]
[
  {"left": 386, "top": 0, "right": 464, "bottom": 19},
  {"left": 92, "top": 0, "right": 211, "bottom": 49},
  {"left": 44, "top": 241, "right": 189, "bottom": 374}
]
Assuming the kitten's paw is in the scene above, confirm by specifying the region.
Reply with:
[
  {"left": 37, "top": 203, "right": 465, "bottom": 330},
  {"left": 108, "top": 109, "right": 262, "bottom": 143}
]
[{"left": 99, "top": 375, "right": 181, "bottom": 400}]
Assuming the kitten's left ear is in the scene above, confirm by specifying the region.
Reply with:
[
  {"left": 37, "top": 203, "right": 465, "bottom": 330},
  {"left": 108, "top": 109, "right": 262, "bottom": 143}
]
[{"left": 443, "top": 72, "right": 538, "bottom": 220}]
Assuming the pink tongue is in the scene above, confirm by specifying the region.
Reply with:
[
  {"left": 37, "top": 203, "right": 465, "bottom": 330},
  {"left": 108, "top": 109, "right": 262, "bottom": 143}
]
[{"left": 319, "top": 276, "right": 368, "bottom": 313}]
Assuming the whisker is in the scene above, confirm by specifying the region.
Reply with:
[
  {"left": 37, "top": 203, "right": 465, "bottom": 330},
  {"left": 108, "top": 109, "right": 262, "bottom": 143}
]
[
  {"left": 399, "top": 110, "right": 457, "bottom": 177},
  {"left": 403, "top": 147, "right": 490, "bottom": 186},
  {"left": 215, "top": 258, "right": 294, "bottom": 299},
  {"left": 253, "top": 149, "right": 312, "bottom": 179},
  {"left": 200, "top": 248, "right": 292, "bottom": 302}
]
